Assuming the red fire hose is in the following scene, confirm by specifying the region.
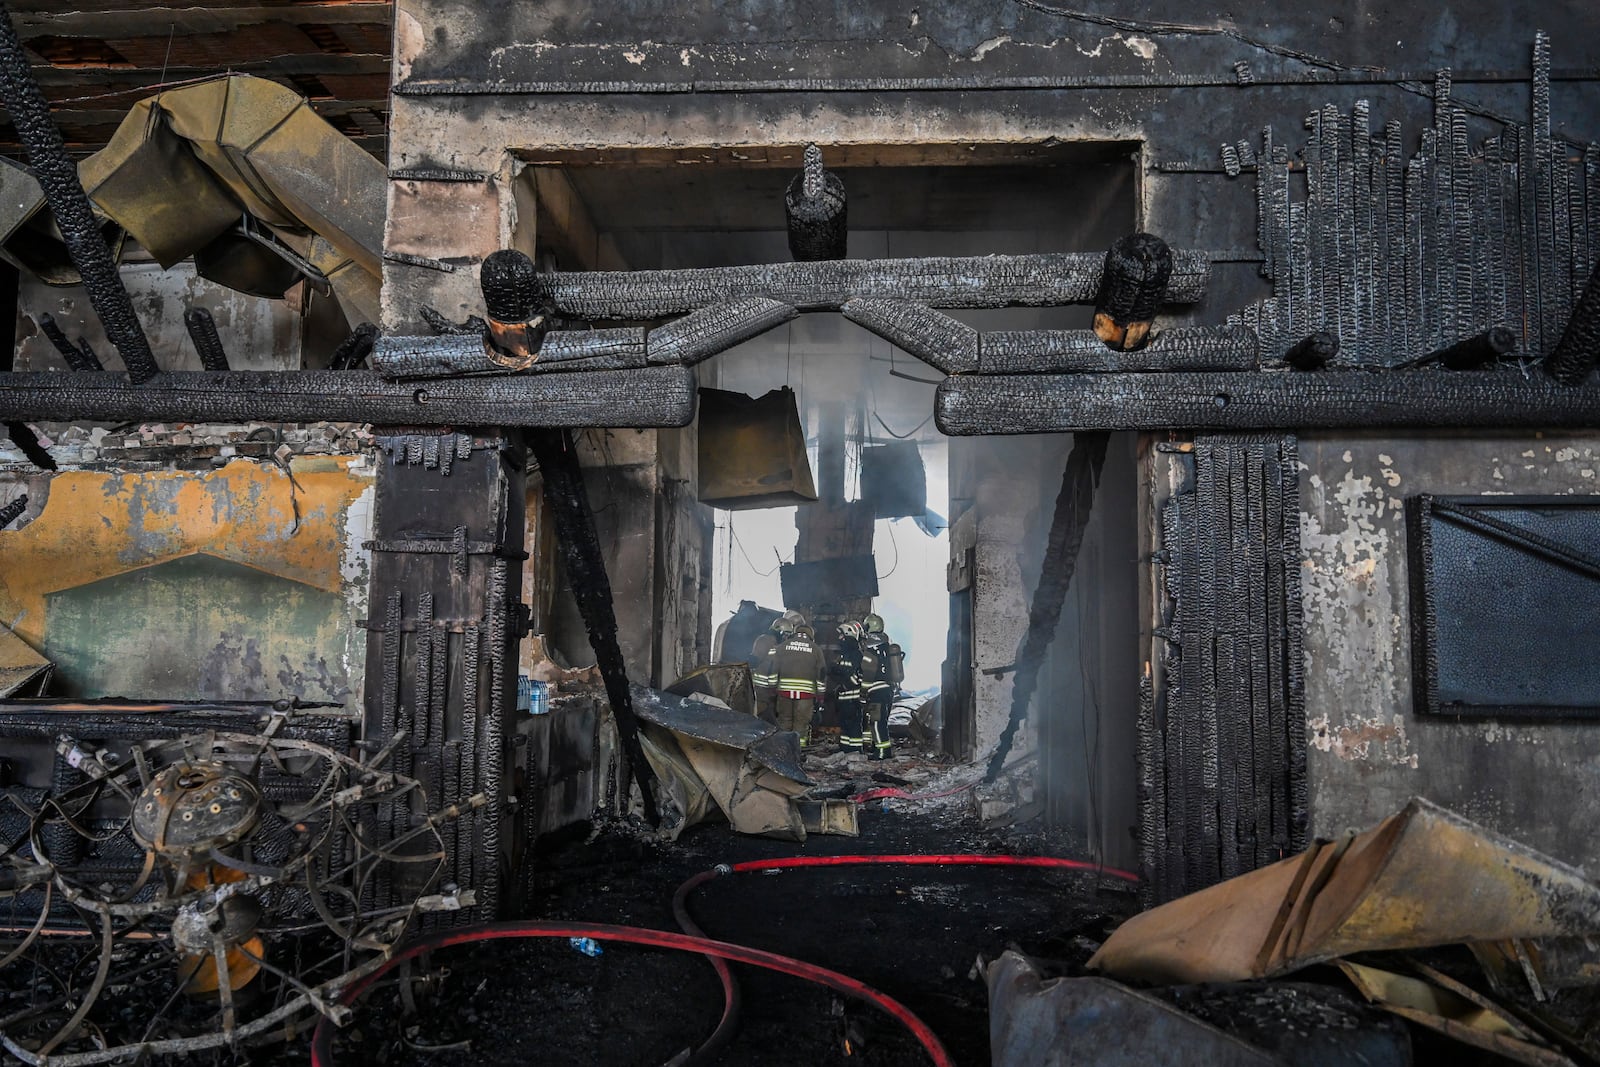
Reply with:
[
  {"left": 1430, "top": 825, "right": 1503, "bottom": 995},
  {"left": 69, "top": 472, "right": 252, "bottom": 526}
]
[
  {"left": 312, "top": 854, "right": 1136, "bottom": 1066},
  {"left": 307, "top": 920, "right": 955, "bottom": 1067}
]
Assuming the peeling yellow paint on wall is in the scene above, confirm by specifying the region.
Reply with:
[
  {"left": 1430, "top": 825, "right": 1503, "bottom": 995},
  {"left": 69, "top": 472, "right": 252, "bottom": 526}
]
[{"left": 0, "top": 457, "right": 372, "bottom": 659}]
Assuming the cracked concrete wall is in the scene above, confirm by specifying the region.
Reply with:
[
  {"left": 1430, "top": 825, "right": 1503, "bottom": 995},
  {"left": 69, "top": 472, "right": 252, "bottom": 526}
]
[{"left": 1300, "top": 432, "right": 1600, "bottom": 870}]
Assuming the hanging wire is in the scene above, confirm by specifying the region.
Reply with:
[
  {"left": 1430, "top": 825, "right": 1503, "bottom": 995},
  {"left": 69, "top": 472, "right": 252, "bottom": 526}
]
[
  {"left": 873, "top": 409, "right": 935, "bottom": 440},
  {"left": 877, "top": 519, "right": 900, "bottom": 580},
  {"left": 730, "top": 516, "right": 785, "bottom": 578}
]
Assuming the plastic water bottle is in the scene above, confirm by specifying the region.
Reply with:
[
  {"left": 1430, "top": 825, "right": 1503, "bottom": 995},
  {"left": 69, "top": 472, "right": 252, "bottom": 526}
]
[{"left": 569, "top": 937, "right": 603, "bottom": 957}]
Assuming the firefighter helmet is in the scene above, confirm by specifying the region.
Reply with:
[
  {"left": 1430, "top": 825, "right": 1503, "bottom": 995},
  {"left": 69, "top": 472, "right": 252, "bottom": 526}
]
[
  {"left": 862, "top": 613, "right": 885, "bottom": 634},
  {"left": 773, "top": 614, "right": 796, "bottom": 636},
  {"left": 782, "top": 610, "right": 805, "bottom": 631},
  {"left": 838, "top": 621, "right": 863, "bottom": 641}
]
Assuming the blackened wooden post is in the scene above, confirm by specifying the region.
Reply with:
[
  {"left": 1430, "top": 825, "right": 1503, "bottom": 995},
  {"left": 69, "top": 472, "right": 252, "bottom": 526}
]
[
  {"left": 1094, "top": 233, "right": 1173, "bottom": 352},
  {"left": 361, "top": 430, "right": 527, "bottom": 922}
]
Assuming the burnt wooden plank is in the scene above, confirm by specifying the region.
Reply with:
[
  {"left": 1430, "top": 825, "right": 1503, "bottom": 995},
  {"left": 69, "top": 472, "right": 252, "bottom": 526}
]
[
  {"left": 842, "top": 298, "right": 978, "bottom": 374},
  {"left": 935, "top": 370, "right": 1600, "bottom": 434},
  {"left": 372, "top": 330, "right": 647, "bottom": 380},
  {"left": 531, "top": 249, "right": 1210, "bottom": 319},
  {"left": 979, "top": 325, "right": 1258, "bottom": 374},
  {"left": 0, "top": 367, "right": 697, "bottom": 427}
]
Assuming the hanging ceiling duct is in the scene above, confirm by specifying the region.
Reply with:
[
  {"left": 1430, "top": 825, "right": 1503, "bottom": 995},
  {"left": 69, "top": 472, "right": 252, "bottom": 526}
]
[
  {"left": 860, "top": 441, "right": 927, "bottom": 520},
  {"left": 697, "top": 386, "right": 819, "bottom": 509},
  {"left": 0, "top": 75, "right": 383, "bottom": 323}
]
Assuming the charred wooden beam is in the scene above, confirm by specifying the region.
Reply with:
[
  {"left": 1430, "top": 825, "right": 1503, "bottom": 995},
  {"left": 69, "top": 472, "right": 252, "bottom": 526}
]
[
  {"left": 372, "top": 330, "right": 647, "bottom": 380},
  {"left": 646, "top": 297, "right": 797, "bottom": 366},
  {"left": 1093, "top": 233, "right": 1173, "bottom": 352},
  {"left": 38, "top": 313, "right": 102, "bottom": 372},
  {"left": 1407, "top": 325, "right": 1519, "bottom": 370},
  {"left": 0, "top": 1, "right": 157, "bottom": 383},
  {"left": 935, "top": 370, "right": 1600, "bottom": 435},
  {"left": 0, "top": 367, "right": 696, "bottom": 427},
  {"left": 842, "top": 298, "right": 977, "bottom": 373},
  {"left": 784, "top": 143, "right": 847, "bottom": 262},
  {"left": 531, "top": 249, "right": 1209, "bottom": 320},
  {"left": 1283, "top": 331, "right": 1339, "bottom": 371},
  {"left": 979, "top": 325, "right": 1258, "bottom": 374},
  {"left": 4, "top": 422, "right": 53, "bottom": 469},
  {"left": 328, "top": 322, "right": 379, "bottom": 371},
  {"left": 1545, "top": 258, "right": 1600, "bottom": 386},
  {"left": 480, "top": 249, "right": 552, "bottom": 367},
  {"left": 183, "top": 307, "right": 230, "bottom": 372},
  {"left": 527, "top": 428, "right": 661, "bottom": 827},
  {"left": 0, "top": 493, "right": 26, "bottom": 528}
]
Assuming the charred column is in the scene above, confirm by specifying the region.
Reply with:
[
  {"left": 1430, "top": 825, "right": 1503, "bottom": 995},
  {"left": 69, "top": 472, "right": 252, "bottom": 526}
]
[
  {"left": 481, "top": 250, "right": 551, "bottom": 367},
  {"left": 183, "top": 308, "right": 230, "bottom": 372},
  {"left": 527, "top": 428, "right": 662, "bottom": 827},
  {"left": 1093, "top": 233, "right": 1173, "bottom": 352},
  {"left": 0, "top": 1, "right": 157, "bottom": 382},
  {"left": 39, "top": 313, "right": 103, "bottom": 372},
  {"left": 1545, "top": 259, "right": 1600, "bottom": 385},
  {"left": 784, "top": 144, "right": 848, "bottom": 262}
]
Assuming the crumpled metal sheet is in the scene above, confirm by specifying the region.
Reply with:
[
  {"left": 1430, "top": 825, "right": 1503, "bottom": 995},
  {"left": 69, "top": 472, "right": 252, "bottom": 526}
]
[
  {"left": 666, "top": 662, "right": 757, "bottom": 717},
  {"left": 986, "top": 951, "right": 1276, "bottom": 1067},
  {"left": 0, "top": 75, "right": 382, "bottom": 322},
  {"left": 1090, "top": 797, "right": 1600, "bottom": 985},
  {"left": 632, "top": 685, "right": 813, "bottom": 840}
]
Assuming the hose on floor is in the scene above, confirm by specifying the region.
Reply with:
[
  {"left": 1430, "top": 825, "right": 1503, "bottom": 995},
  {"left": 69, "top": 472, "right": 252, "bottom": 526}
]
[{"left": 307, "top": 920, "right": 955, "bottom": 1067}]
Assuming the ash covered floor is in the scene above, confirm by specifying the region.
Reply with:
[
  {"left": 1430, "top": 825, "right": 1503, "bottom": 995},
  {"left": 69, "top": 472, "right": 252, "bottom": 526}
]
[{"left": 324, "top": 804, "right": 1135, "bottom": 1067}]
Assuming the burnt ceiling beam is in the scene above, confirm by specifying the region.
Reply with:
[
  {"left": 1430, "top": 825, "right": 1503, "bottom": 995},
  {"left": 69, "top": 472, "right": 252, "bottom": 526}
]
[
  {"left": 0, "top": 0, "right": 157, "bottom": 383},
  {"left": 0, "top": 368, "right": 696, "bottom": 427},
  {"left": 980, "top": 325, "right": 1259, "bottom": 373},
  {"left": 532, "top": 249, "right": 1209, "bottom": 320},
  {"left": 935, "top": 371, "right": 1600, "bottom": 435}
]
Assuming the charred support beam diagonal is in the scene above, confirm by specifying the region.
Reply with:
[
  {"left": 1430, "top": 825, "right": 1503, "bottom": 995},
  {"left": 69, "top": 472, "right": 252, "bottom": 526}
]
[
  {"left": 0, "top": 493, "right": 26, "bottom": 528},
  {"left": 183, "top": 308, "right": 230, "bottom": 372},
  {"left": 646, "top": 297, "right": 798, "bottom": 365},
  {"left": 0, "top": 1, "right": 157, "bottom": 383},
  {"left": 842, "top": 299, "right": 978, "bottom": 373},
  {"left": 985, "top": 432, "right": 1110, "bottom": 782},
  {"left": 935, "top": 371, "right": 1600, "bottom": 434},
  {"left": 528, "top": 428, "right": 662, "bottom": 828},
  {"left": 38, "top": 313, "right": 102, "bottom": 372},
  {"left": 531, "top": 249, "right": 1209, "bottom": 320},
  {"left": 0, "top": 368, "right": 697, "bottom": 427},
  {"left": 327, "top": 323, "right": 379, "bottom": 372}
]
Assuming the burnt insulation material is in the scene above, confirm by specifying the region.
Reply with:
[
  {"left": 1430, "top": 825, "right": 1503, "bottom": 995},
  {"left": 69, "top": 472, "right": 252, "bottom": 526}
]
[
  {"left": 0, "top": 1, "right": 157, "bottom": 383},
  {"left": 1283, "top": 331, "right": 1338, "bottom": 371},
  {"left": 784, "top": 143, "right": 847, "bottom": 262},
  {"left": 328, "top": 322, "right": 379, "bottom": 371},
  {"left": 984, "top": 431, "right": 1110, "bottom": 784},
  {"left": 1094, "top": 233, "right": 1174, "bottom": 330},
  {"left": 1545, "top": 259, "right": 1600, "bottom": 385},
  {"left": 528, "top": 428, "right": 662, "bottom": 827},
  {"left": 38, "top": 313, "right": 102, "bottom": 372},
  {"left": 183, "top": 307, "right": 230, "bottom": 372}
]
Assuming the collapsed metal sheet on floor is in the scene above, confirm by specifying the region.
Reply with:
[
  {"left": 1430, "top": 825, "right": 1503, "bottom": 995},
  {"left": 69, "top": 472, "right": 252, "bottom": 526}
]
[
  {"left": 1091, "top": 797, "right": 1600, "bottom": 985},
  {"left": 986, "top": 952, "right": 1276, "bottom": 1066},
  {"left": 632, "top": 685, "right": 814, "bottom": 841}
]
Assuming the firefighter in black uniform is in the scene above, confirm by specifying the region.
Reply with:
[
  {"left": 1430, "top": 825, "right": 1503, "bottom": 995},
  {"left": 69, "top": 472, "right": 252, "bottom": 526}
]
[
  {"left": 860, "top": 614, "right": 904, "bottom": 761},
  {"left": 774, "top": 620, "right": 824, "bottom": 745},
  {"left": 832, "top": 620, "right": 865, "bottom": 753},
  {"left": 751, "top": 613, "right": 796, "bottom": 724}
]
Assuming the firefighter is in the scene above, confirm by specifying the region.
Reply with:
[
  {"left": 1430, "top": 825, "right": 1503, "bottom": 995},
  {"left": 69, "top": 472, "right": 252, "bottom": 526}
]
[
  {"left": 774, "top": 619, "right": 824, "bottom": 745},
  {"left": 751, "top": 613, "right": 795, "bottom": 724},
  {"left": 860, "top": 621, "right": 904, "bottom": 761},
  {"left": 833, "top": 620, "right": 865, "bottom": 753}
]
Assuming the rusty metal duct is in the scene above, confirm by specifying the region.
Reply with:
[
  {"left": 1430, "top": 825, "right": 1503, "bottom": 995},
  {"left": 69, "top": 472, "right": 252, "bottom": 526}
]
[{"left": 697, "top": 386, "right": 818, "bottom": 509}]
